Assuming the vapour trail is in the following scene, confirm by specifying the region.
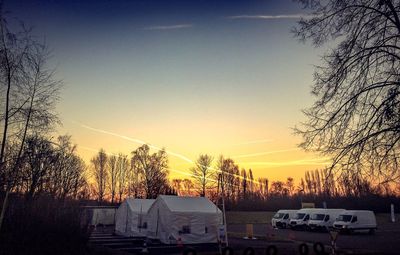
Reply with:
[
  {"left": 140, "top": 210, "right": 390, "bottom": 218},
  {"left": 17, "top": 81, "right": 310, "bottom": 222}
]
[
  {"left": 74, "top": 121, "right": 195, "bottom": 164},
  {"left": 73, "top": 121, "right": 259, "bottom": 184},
  {"left": 239, "top": 158, "right": 331, "bottom": 167},
  {"left": 73, "top": 121, "right": 330, "bottom": 185}
]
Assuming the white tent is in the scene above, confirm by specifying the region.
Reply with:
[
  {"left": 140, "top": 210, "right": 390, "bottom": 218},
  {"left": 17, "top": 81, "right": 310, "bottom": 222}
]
[
  {"left": 87, "top": 207, "right": 117, "bottom": 226},
  {"left": 147, "top": 195, "right": 223, "bottom": 244},
  {"left": 115, "top": 198, "right": 155, "bottom": 237}
]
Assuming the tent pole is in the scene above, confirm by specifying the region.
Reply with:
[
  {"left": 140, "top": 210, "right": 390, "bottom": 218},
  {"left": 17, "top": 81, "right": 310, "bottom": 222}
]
[
  {"left": 155, "top": 208, "right": 159, "bottom": 237},
  {"left": 125, "top": 203, "right": 129, "bottom": 233},
  {"left": 139, "top": 204, "right": 142, "bottom": 233},
  {"left": 219, "top": 173, "right": 229, "bottom": 246}
]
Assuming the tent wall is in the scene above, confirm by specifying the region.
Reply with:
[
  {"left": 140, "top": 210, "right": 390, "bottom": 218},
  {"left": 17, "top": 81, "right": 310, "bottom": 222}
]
[
  {"left": 90, "top": 208, "right": 116, "bottom": 225},
  {"left": 115, "top": 199, "right": 154, "bottom": 237},
  {"left": 147, "top": 196, "right": 223, "bottom": 244}
]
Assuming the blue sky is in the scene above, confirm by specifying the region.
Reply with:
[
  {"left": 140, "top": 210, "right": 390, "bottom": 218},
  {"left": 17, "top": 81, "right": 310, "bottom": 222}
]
[{"left": 5, "top": 0, "right": 327, "bottom": 181}]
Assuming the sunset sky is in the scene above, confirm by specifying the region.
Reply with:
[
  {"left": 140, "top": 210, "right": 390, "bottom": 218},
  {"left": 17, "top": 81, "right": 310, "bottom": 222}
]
[{"left": 7, "top": 0, "right": 330, "bottom": 182}]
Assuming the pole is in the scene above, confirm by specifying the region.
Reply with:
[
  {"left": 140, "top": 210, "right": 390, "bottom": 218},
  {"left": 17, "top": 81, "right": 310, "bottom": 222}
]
[
  {"left": 391, "top": 204, "right": 395, "bottom": 223},
  {"left": 219, "top": 174, "right": 229, "bottom": 246}
]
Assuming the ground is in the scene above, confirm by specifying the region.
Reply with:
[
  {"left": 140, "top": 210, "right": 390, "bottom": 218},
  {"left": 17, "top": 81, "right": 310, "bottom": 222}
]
[{"left": 87, "top": 211, "right": 400, "bottom": 255}]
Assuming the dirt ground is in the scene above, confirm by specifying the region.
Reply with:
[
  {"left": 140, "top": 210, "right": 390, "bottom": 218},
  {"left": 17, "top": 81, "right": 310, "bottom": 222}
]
[{"left": 226, "top": 212, "right": 400, "bottom": 254}]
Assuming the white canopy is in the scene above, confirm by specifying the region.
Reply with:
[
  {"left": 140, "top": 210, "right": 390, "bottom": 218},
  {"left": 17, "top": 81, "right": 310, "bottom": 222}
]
[
  {"left": 115, "top": 198, "right": 155, "bottom": 237},
  {"left": 89, "top": 208, "right": 116, "bottom": 226},
  {"left": 147, "top": 195, "right": 223, "bottom": 244}
]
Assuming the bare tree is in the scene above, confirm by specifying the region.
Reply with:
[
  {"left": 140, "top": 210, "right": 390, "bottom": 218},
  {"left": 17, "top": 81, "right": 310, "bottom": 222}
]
[
  {"left": 181, "top": 178, "right": 194, "bottom": 196},
  {"left": 294, "top": 0, "right": 400, "bottom": 184},
  {"left": 131, "top": 145, "right": 169, "bottom": 199},
  {"left": 107, "top": 155, "right": 118, "bottom": 203},
  {"left": 116, "top": 153, "right": 128, "bottom": 202},
  {"left": 241, "top": 169, "right": 248, "bottom": 199},
  {"left": 286, "top": 177, "right": 295, "bottom": 196},
  {"left": 217, "top": 156, "right": 240, "bottom": 201},
  {"left": 0, "top": 6, "right": 61, "bottom": 229},
  {"left": 48, "top": 135, "right": 86, "bottom": 200},
  {"left": 129, "top": 155, "right": 143, "bottom": 198},
  {"left": 190, "top": 154, "right": 214, "bottom": 197},
  {"left": 91, "top": 149, "right": 108, "bottom": 202},
  {"left": 20, "top": 135, "right": 56, "bottom": 199}
]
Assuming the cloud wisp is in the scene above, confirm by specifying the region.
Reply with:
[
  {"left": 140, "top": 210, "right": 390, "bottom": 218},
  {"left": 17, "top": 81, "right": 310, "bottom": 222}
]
[
  {"left": 144, "top": 24, "right": 193, "bottom": 30},
  {"left": 239, "top": 157, "right": 330, "bottom": 168},
  {"left": 227, "top": 14, "right": 313, "bottom": 20}
]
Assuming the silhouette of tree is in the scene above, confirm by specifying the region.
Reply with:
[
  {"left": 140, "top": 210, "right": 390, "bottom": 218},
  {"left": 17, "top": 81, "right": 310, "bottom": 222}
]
[
  {"left": 190, "top": 154, "right": 214, "bottom": 197},
  {"left": 131, "top": 144, "right": 168, "bottom": 199},
  {"left": 217, "top": 156, "right": 239, "bottom": 201},
  {"left": 91, "top": 149, "right": 108, "bottom": 202},
  {"left": 294, "top": 0, "right": 400, "bottom": 184},
  {"left": 286, "top": 177, "right": 295, "bottom": 196},
  {"left": 241, "top": 169, "right": 248, "bottom": 199},
  {"left": 129, "top": 153, "right": 143, "bottom": 198},
  {"left": 21, "top": 136, "right": 56, "bottom": 200},
  {"left": 48, "top": 135, "right": 86, "bottom": 200},
  {"left": 116, "top": 153, "right": 129, "bottom": 202},
  {"left": 171, "top": 178, "right": 182, "bottom": 195},
  {"left": 0, "top": 7, "right": 61, "bottom": 229},
  {"left": 181, "top": 178, "right": 194, "bottom": 196},
  {"left": 107, "top": 155, "right": 118, "bottom": 203}
]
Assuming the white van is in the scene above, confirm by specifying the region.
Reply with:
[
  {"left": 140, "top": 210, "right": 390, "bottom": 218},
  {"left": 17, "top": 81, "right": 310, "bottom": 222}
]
[
  {"left": 271, "top": 210, "right": 297, "bottom": 229},
  {"left": 307, "top": 209, "right": 345, "bottom": 231},
  {"left": 333, "top": 210, "right": 377, "bottom": 234},
  {"left": 289, "top": 208, "right": 318, "bottom": 230}
]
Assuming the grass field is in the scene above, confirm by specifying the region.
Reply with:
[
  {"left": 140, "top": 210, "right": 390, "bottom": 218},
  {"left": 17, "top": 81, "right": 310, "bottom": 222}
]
[{"left": 226, "top": 211, "right": 399, "bottom": 225}]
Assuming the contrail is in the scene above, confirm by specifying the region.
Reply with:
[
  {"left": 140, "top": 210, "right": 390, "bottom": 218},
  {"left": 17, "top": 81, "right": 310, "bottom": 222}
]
[
  {"left": 73, "top": 121, "right": 195, "bottom": 164},
  {"left": 232, "top": 148, "right": 299, "bottom": 159},
  {"left": 73, "top": 121, "right": 325, "bottom": 185},
  {"left": 144, "top": 24, "right": 193, "bottom": 30},
  {"left": 239, "top": 158, "right": 330, "bottom": 167},
  {"left": 227, "top": 14, "right": 314, "bottom": 20}
]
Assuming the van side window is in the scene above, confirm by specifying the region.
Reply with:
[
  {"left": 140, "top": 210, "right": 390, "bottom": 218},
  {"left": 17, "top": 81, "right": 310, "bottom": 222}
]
[
  {"left": 283, "top": 214, "right": 289, "bottom": 219},
  {"left": 351, "top": 216, "right": 357, "bottom": 223},
  {"left": 324, "top": 215, "right": 330, "bottom": 222}
]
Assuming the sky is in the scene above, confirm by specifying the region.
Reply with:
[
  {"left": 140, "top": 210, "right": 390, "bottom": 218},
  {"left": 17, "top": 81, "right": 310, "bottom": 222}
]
[{"left": 6, "top": 0, "right": 329, "bottom": 182}]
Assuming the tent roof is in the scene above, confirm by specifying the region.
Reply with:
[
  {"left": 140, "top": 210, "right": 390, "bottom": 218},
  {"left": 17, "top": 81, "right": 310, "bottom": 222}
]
[
  {"left": 125, "top": 198, "right": 155, "bottom": 213},
  {"left": 158, "top": 195, "right": 221, "bottom": 213}
]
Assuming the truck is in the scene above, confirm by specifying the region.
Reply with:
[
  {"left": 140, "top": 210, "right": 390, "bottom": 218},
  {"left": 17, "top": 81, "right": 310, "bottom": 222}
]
[
  {"left": 333, "top": 210, "right": 377, "bottom": 234},
  {"left": 307, "top": 208, "right": 345, "bottom": 231},
  {"left": 271, "top": 209, "right": 297, "bottom": 229},
  {"left": 289, "top": 208, "right": 318, "bottom": 230}
]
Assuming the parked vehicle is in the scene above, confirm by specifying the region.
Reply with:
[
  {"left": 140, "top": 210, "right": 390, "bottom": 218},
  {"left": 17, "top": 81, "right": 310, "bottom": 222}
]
[
  {"left": 307, "top": 209, "right": 345, "bottom": 231},
  {"left": 289, "top": 208, "right": 318, "bottom": 230},
  {"left": 333, "top": 210, "right": 377, "bottom": 234},
  {"left": 271, "top": 210, "right": 297, "bottom": 228}
]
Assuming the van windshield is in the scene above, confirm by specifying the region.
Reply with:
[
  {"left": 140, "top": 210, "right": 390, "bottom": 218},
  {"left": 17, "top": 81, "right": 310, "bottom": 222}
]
[
  {"left": 293, "top": 213, "right": 306, "bottom": 219},
  {"left": 273, "top": 213, "right": 285, "bottom": 219},
  {"left": 337, "top": 215, "right": 353, "bottom": 222},
  {"left": 310, "top": 214, "right": 325, "bottom": 220}
]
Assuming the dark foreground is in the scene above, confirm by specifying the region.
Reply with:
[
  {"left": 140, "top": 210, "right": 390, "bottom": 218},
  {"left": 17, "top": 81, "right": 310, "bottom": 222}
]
[{"left": 87, "top": 222, "right": 400, "bottom": 255}]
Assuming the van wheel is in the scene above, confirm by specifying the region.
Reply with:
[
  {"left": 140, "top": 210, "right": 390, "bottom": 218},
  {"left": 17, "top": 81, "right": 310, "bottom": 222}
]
[
  {"left": 369, "top": 228, "right": 375, "bottom": 235},
  {"left": 282, "top": 223, "right": 286, "bottom": 229}
]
